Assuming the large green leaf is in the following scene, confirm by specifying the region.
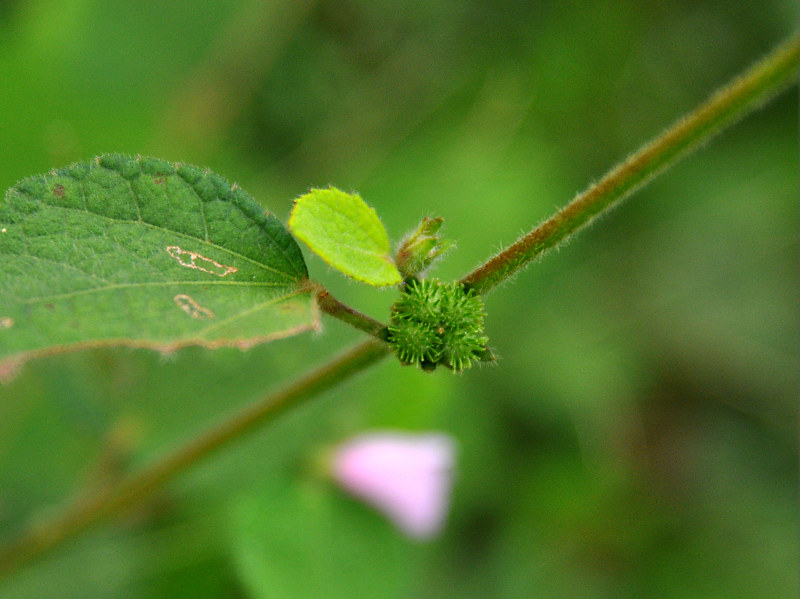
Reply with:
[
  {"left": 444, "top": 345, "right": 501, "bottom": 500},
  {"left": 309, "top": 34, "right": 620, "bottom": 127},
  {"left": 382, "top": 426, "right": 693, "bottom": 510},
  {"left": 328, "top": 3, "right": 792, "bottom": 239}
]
[
  {"left": 228, "top": 476, "right": 420, "bottom": 599},
  {"left": 0, "top": 154, "right": 318, "bottom": 374},
  {"left": 289, "top": 187, "right": 402, "bottom": 286}
]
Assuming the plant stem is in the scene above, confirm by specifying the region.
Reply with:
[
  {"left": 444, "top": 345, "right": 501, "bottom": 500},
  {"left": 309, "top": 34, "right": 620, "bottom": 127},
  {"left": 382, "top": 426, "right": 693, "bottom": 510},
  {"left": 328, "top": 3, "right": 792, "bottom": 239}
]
[
  {"left": 460, "top": 34, "right": 799, "bottom": 295},
  {"left": 0, "top": 339, "right": 390, "bottom": 579},
  {"left": 306, "top": 281, "right": 389, "bottom": 339}
]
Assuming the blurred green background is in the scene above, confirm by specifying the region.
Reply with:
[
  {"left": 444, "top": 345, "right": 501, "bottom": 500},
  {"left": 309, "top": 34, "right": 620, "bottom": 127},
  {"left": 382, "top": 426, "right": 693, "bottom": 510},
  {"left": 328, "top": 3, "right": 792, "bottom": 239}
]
[{"left": 0, "top": 1, "right": 797, "bottom": 597}]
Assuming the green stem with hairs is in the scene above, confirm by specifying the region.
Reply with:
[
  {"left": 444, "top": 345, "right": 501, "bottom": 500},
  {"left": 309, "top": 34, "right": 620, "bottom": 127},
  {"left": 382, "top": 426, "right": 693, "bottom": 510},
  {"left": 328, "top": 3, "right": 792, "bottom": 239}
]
[
  {"left": 0, "top": 339, "right": 390, "bottom": 578},
  {"left": 0, "top": 34, "right": 796, "bottom": 581},
  {"left": 460, "top": 34, "right": 799, "bottom": 295},
  {"left": 306, "top": 280, "right": 389, "bottom": 339}
]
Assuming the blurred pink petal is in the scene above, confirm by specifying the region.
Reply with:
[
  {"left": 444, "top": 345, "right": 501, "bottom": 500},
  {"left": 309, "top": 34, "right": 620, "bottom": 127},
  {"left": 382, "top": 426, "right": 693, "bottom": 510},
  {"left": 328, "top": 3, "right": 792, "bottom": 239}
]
[{"left": 332, "top": 431, "right": 456, "bottom": 540}]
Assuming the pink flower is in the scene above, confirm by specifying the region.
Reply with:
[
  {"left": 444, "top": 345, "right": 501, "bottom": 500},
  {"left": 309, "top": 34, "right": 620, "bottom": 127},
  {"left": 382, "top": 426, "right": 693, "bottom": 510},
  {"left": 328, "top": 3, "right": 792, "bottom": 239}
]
[{"left": 332, "top": 431, "right": 456, "bottom": 540}]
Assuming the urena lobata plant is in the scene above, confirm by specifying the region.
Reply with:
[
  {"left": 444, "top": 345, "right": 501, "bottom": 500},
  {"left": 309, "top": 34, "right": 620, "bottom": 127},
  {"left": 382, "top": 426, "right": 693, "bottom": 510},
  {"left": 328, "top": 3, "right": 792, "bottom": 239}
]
[{"left": 0, "top": 34, "right": 797, "bottom": 579}]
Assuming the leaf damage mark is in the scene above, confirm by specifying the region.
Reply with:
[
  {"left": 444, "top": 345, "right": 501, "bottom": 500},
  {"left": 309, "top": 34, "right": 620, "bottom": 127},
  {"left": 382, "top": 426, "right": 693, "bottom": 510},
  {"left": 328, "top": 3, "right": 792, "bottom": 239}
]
[
  {"left": 166, "top": 246, "right": 238, "bottom": 277},
  {"left": 173, "top": 294, "right": 215, "bottom": 320},
  {"left": 0, "top": 317, "right": 14, "bottom": 329}
]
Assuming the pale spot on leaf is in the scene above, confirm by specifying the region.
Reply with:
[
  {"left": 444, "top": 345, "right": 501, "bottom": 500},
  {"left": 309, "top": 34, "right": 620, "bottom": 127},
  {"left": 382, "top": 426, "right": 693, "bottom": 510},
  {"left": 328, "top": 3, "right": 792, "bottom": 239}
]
[
  {"left": 173, "top": 294, "right": 215, "bottom": 320},
  {"left": 166, "top": 246, "right": 238, "bottom": 277}
]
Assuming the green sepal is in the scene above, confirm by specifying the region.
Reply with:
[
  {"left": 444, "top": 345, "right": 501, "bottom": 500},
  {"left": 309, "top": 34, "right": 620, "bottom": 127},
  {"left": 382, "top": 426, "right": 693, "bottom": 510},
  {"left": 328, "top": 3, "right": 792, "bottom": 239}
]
[{"left": 395, "top": 217, "right": 455, "bottom": 277}]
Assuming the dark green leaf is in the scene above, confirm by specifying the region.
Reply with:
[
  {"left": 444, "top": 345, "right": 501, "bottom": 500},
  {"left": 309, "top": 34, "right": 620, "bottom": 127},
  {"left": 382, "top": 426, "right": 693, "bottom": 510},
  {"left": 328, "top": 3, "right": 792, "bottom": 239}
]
[{"left": 0, "top": 155, "right": 318, "bottom": 375}]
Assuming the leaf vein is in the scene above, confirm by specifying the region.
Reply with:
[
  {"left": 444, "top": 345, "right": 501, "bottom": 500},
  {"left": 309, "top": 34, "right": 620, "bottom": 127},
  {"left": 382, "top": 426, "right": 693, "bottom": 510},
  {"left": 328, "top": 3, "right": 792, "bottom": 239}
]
[
  {"left": 180, "top": 174, "right": 303, "bottom": 279},
  {"left": 22, "top": 199, "right": 297, "bottom": 282},
  {"left": 193, "top": 288, "right": 308, "bottom": 337},
  {"left": 15, "top": 253, "right": 113, "bottom": 285},
  {"left": 20, "top": 280, "right": 288, "bottom": 305},
  {"left": 126, "top": 179, "right": 143, "bottom": 223}
]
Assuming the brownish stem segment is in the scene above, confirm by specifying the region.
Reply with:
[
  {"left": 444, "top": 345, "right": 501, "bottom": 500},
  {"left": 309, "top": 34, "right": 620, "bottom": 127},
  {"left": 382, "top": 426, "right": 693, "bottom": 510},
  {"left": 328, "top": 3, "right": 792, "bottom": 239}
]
[
  {"left": 305, "top": 280, "right": 389, "bottom": 339},
  {"left": 0, "top": 339, "right": 390, "bottom": 579},
  {"left": 460, "top": 35, "right": 800, "bottom": 295}
]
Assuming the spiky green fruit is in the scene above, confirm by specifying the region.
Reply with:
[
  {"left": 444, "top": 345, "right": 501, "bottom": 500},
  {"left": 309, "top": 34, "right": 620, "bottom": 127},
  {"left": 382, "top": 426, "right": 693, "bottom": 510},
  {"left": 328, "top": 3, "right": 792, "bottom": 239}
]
[{"left": 387, "top": 278, "right": 491, "bottom": 372}]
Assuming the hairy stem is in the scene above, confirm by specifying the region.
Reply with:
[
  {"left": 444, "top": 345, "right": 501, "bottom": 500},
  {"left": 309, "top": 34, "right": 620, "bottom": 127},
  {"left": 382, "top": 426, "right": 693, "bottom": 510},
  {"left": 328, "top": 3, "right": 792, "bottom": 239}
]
[
  {"left": 306, "top": 281, "right": 389, "bottom": 339},
  {"left": 460, "top": 35, "right": 799, "bottom": 295},
  {"left": 0, "top": 339, "right": 390, "bottom": 579}
]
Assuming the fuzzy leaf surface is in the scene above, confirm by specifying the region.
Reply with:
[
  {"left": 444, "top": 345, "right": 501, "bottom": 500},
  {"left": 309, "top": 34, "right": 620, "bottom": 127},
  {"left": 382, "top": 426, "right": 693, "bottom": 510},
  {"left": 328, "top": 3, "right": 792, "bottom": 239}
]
[
  {"left": 289, "top": 187, "right": 402, "bottom": 286},
  {"left": 0, "top": 155, "right": 317, "bottom": 372}
]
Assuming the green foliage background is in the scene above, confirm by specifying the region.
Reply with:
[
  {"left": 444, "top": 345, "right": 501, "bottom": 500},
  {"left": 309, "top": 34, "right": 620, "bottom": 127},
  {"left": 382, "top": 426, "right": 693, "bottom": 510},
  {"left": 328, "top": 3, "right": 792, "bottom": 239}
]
[{"left": 0, "top": 1, "right": 796, "bottom": 597}]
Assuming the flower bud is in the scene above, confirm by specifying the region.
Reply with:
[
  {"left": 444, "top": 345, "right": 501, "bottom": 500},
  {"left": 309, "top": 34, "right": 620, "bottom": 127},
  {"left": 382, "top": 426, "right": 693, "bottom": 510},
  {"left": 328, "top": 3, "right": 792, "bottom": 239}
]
[{"left": 395, "top": 217, "right": 454, "bottom": 277}]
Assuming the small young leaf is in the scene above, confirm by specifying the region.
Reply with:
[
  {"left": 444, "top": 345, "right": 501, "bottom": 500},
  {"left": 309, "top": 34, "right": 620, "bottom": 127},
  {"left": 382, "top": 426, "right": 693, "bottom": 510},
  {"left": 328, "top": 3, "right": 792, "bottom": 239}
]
[
  {"left": 0, "top": 155, "right": 318, "bottom": 374},
  {"left": 289, "top": 187, "right": 402, "bottom": 287}
]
